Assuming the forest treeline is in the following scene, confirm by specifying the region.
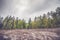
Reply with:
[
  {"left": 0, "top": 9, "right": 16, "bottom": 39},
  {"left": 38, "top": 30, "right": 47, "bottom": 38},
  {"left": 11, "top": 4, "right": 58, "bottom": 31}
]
[{"left": 0, "top": 7, "right": 60, "bottom": 29}]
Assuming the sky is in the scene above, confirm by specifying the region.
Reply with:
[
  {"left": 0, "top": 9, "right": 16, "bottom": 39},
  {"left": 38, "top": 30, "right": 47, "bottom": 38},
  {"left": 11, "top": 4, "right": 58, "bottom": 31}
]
[{"left": 0, "top": 0, "right": 60, "bottom": 21}]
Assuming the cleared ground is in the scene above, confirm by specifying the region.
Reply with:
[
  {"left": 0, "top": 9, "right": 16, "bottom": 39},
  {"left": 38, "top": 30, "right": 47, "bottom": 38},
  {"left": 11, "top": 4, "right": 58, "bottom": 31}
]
[{"left": 0, "top": 28, "right": 60, "bottom": 40}]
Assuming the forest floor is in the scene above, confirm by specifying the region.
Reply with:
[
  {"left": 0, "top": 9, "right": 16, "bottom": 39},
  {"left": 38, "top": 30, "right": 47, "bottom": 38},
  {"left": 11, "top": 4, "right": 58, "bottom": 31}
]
[{"left": 0, "top": 28, "right": 60, "bottom": 40}]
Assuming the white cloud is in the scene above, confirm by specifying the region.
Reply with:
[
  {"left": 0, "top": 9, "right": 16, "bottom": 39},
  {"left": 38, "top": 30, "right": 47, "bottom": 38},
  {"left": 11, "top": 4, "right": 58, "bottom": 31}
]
[{"left": 0, "top": 0, "right": 60, "bottom": 21}]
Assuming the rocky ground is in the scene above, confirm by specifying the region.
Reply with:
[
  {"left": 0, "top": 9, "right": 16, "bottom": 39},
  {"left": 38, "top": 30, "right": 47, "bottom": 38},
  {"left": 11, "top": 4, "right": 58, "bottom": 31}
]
[{"left": 0, "top": 28, "right": 60, "bottom": 40}]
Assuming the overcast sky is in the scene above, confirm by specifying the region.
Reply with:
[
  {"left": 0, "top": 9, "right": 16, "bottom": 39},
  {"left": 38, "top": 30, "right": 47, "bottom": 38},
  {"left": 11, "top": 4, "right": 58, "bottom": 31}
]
[{"left": 0, "top": 0, "right": 60, "bottom": 21}]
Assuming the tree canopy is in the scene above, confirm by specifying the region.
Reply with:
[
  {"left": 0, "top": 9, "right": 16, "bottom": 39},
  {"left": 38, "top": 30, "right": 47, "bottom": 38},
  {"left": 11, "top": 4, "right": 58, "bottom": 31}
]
[{"left": 0, "top": 7, "right": 60, "bottom": 29}]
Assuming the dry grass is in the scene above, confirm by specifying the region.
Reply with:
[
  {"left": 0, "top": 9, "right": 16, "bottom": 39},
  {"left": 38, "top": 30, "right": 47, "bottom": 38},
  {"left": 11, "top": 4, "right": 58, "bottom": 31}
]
[{"left": 0, "top": 28, "right": 60, "bottom": 40}]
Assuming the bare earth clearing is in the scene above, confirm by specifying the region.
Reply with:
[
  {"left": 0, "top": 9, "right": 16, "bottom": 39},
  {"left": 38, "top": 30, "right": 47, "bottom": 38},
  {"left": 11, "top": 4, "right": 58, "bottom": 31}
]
[{"left": 0, "top": 28, "right": 60, "bottom": 40}]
